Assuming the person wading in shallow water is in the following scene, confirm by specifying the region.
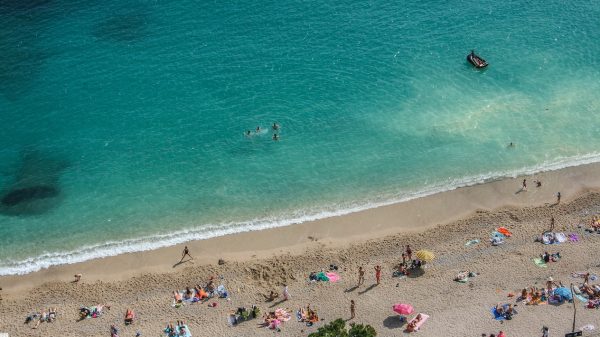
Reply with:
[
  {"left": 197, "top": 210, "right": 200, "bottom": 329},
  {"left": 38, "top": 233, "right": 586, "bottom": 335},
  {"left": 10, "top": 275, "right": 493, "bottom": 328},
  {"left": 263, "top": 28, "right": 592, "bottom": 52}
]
[{"left": 180, "top": 246, "right": 193, "bottom": 263}]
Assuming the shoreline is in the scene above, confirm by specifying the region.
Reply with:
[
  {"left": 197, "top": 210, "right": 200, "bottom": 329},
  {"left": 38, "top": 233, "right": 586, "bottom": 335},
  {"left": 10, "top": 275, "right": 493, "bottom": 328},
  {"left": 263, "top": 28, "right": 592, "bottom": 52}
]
[
  {"left": 2, "top": 161, "right": 600, "bottom": 295},
  {"left": 3, "top": 154, "right": 600, "bottom": 277}
]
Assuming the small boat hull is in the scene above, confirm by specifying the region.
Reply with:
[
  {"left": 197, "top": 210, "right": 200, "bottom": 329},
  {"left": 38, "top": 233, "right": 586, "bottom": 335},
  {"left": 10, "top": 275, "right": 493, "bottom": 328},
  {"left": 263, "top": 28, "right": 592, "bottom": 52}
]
[{"left": 467, "top": 53, "right": 488, "bottom": 68}]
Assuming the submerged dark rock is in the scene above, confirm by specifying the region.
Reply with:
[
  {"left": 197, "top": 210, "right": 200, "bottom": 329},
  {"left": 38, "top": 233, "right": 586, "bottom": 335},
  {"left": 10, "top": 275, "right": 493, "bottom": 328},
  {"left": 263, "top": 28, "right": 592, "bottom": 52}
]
[{"left": 1, "top": 185, "right": 59, "bottom": 206}]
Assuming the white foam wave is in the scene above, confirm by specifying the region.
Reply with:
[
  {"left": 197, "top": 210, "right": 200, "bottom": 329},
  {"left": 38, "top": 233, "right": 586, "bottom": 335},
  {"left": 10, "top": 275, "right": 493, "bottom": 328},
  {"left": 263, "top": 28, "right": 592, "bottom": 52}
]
[{"left": 2, "top": 152, "right": 600, "bottom": 276}]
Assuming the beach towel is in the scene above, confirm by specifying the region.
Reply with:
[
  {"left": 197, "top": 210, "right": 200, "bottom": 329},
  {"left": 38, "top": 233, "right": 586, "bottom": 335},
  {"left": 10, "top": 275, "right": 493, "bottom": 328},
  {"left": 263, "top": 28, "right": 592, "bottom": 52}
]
[
  {"left": 316, "top": 272, "right": 329, "bottom": 282},
  {"left": 533, "top": 258, "right": 548, "bottom": 268},
  {"left": 325, "top": 272, "right": 340, "bottom": 283},
  {"left": 217, "top": 285, "right": 228, "bottom": 298},
  {"left": 542, "top": 232, "right": 560, "bottom": 244},
  {"left": 555, "top": 232, "right": 567, "bottom": 243},
  {"left": 576, "top": 294, "right": 589, "bottom": 303},
  {"left": 569, "top": 233, "right": 580, "bottom": 242},
  {"left": 490, "top": 305, "right": 516, "bottom": 320},
  {"left": 465, "top": 239, "right": 480, "bottom": 246},
  {"left": 492, "top": 231, "right": 506, "bottom": 239},
  {"left": 570, "top": 272, "right": 598, "bottom": 280},
  {"left": 407, "top": 313, "right": 429, "bottom": 332},
  {"left": 275, "top": 308, "right": 291, "bottom": 322},
  {"left": 497, "top": 227, "right": 512, "bottom": 237}
]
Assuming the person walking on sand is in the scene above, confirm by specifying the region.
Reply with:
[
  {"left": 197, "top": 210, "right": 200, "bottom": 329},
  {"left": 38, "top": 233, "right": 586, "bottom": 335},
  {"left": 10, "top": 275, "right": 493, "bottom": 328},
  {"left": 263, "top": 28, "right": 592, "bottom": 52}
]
[
  {"left": 556, "top": 192, "right": 561, "bottom": 204},
  {"left": 283, "top": 284, "right": 290, "bottom": 301},
  {"left": 541, "top": 326, "right": 549, "bottom": 337},
  {"left": 357, "top": 267, "right": 365, "bottom": 286},
  {"left": 406, "top": 245, "right": 412, "bottom": 260},
  {"left": 522, "top": 179, "right": 527, "bottom": 191},
  {"left": 180, "top": 246, "right": 193, "bottom": 262},
  {"left": 374, "top": 265, "right": 382, "bottom": 285},
  {"left": 350, "top": 300, "right": 356, "bottom": 320}
]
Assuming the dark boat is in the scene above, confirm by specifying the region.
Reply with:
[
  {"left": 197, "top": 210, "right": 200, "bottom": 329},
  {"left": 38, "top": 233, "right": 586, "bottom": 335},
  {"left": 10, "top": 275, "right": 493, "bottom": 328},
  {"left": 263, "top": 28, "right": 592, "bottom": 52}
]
[{"left": 467, "top": 50, "right": 488, "bottom": 68}]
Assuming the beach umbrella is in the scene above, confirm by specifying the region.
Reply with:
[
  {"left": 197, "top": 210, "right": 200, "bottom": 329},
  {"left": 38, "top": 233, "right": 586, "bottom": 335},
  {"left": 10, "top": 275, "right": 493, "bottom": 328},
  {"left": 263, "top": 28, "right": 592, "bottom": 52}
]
[
  {"left": 393, "top": 303, "right": 414, "bottom": 315},
  {"left": 415, "top": 250, "right": 435, "bottom": 262}
]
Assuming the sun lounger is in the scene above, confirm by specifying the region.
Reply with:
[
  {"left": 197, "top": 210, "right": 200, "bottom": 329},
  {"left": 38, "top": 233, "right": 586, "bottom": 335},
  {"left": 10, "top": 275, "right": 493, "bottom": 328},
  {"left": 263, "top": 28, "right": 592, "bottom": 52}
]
[{"left": 406, "top": 313, "right": 429, "bottom": 332}]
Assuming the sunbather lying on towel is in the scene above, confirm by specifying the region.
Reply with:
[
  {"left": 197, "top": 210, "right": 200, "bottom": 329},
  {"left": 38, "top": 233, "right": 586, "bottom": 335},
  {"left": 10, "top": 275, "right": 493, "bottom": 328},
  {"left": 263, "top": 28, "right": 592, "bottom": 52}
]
[
  {"left": 495, "top": 303, "right": 514, "bottom": 319},
  {"left": 406, "top": 313, "right": 424, "bottom": 332},
  {"left": 173, "top": 290, "right": 183, "bottom": 304},
  {"left": 125, "top": 308, "right": 135, "bottom": 325},
  {"left": 194, "top": 285, "right": 209, "bottom": 300}
]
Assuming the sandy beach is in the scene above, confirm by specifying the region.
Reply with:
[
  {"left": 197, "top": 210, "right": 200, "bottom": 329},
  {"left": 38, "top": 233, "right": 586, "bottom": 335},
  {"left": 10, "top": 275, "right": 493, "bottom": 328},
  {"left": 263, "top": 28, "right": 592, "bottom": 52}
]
[{"left": 2, "top": 162, "right": 600, "bottom": 336}]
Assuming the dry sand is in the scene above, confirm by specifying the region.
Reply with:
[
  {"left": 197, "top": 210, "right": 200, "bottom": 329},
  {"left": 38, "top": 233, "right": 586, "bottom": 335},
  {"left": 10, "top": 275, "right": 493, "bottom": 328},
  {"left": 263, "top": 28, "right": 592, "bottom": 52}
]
[{"left": 2, "top": 162, "right": 600, "bottom": 336}]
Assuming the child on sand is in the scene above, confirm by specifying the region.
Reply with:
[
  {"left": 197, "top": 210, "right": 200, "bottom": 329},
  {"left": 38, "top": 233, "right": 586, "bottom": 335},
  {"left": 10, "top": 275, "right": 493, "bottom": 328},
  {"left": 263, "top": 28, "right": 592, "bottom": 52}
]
[{"left": 350, "top": 300, "right": 355, "bottom": 319}]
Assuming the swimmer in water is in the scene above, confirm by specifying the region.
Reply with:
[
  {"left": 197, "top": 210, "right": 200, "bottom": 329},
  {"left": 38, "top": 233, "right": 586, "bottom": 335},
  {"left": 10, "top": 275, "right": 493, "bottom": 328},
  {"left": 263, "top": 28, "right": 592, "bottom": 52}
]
[
  {"left": 272, "top": 122, "right": 279, "bottom": 131},
  {"left": 256, "top": 126, "right": 261, "bottom": 133},
  {"left": 508, "top": 142, "right": 515, "bottom": 147},
  {"left": 272, "top": 134, "right": 279, "bottom": 141},
  {"left": 245, "top": 130, "right": 251, "bottom": 136}
]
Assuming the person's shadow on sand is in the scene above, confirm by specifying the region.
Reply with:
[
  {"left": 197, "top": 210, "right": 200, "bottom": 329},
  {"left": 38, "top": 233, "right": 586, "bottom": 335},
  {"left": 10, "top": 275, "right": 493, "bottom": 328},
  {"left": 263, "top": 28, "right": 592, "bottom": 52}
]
[
  {"left": 172, "top": 258, "right": 193, "bottom": 268},
  {"left": 358, "top": 284, "right": 377, "bottom": 295},
  {"left": 344, "top": 285, "right": 359, "bottom": 293},
  {"left": 269, "top": 299, "right": 287, "bottom": 308}
]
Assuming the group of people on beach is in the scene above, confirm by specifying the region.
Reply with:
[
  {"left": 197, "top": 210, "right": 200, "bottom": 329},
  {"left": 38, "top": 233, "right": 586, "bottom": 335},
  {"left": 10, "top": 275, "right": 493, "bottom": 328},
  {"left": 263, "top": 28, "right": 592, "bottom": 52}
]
[
  {"left": 25, "top": 307, "right": 58, "bottom": 329},
  {"left": 245, "top": 122, "right": 280, "bottom": 141}
]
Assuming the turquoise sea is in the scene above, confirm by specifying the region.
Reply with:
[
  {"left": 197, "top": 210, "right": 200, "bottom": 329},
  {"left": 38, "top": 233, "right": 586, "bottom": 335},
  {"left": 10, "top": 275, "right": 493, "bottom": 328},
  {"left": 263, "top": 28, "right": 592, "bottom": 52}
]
[{"left": 1, "top": 0, "right": 599, "bottom": 275}]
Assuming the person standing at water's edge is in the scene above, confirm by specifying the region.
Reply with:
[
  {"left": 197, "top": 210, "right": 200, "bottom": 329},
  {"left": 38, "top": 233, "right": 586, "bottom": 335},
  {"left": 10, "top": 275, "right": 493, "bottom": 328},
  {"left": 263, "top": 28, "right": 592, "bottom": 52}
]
[
  {"left": 180, "top": 246, "right": 193, "bottom": 262},
  {"left": 556, "top": 192, "right": 561, "bottom": 204},
  {"left": 522, "top": 179, "right": 527, "bottom": 191}
]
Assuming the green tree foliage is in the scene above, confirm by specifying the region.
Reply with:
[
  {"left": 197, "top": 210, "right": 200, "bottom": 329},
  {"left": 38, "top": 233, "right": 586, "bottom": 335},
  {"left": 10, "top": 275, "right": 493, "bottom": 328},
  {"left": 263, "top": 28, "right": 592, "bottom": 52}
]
[
  {"left": 308, "top": 319, "right": 376, "bottom": 337},
  {"left": 348, "top": 323, "right": 377, "bottom": 337}
]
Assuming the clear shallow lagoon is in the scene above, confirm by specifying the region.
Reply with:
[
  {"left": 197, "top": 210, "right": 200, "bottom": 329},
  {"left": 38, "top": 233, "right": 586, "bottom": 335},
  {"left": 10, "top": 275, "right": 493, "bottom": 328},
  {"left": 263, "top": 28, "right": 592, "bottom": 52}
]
[{"left": 1, "top": 0, "right": 599, "bottom": 275}]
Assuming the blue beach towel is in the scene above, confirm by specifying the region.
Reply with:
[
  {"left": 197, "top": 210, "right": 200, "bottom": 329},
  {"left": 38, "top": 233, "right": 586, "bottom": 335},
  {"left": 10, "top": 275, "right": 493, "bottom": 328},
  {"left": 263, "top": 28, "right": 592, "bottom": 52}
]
[
  {"left": 575, "top": 294, "right": 589, "bottom": 303},
  {"left": 491, "top": 307, "right": 505, "bottom": 320},
  {"left": 490, "top": 304, "right": 517, "bottom": 320}
]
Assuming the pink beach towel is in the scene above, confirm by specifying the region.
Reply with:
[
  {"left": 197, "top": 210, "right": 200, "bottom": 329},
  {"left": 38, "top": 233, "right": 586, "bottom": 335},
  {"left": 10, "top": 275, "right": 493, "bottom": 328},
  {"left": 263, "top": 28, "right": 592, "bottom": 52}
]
[
  {"left": 407, "top": 313, "right": 429, "bottom": 332},
  {"left": 325, "top": 272, "right": 340, "bottom": 282}
]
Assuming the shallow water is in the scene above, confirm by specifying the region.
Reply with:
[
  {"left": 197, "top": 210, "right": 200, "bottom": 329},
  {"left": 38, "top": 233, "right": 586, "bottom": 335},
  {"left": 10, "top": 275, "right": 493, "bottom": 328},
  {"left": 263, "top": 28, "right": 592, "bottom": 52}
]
[{"left": 0, "top": 0, "right": 599, "bottom": 275}]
